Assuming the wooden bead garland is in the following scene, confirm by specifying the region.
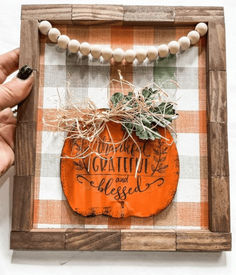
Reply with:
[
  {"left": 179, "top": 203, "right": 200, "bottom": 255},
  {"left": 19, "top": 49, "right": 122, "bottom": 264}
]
[
  {"left": 187, "top": 30, "right": 200, "bottom": 45},
  {"left": 48, "top": 28, "right": 61, "bottom": 43},
  {"left": 39, "top": 20, "right": 208, "bottom": 63},
  {"left": 168, "top": 41, "right": 180, "bottom": 55},
  {"left": 113, "top": 48, "right": 124, "bottom": 62},
  {"left": 147, "top": 46, "right": 158, "bottom": 61},
  {"left": 136, "top": 48, "right": 147, "bottom": 63},
  {"left": 91, "top": 45, "right": 102, "bottom": 59},
  {"left": 101, "top": 48, "right": 113, "bottom": 61},
  {"left": 158, "top": 44, "right": 169, "bottom": 58},
  {"left": 178, "top": 36, "right": 191, "bottom": 51},
  {"left": 68, "top": 39, "right": 80, "bottom": 53},
  {"left": 57, "top": 35, "right": 70, "bottom": 49},
  {"left": 195, "top": 22, "right": 208, "bottom": 36},
  {"left": 125, "top": 49, "right": 136, "bottom": 63},
  {"left": 80, "top": 42, "right": 90, "bottom": 56},
  {"left": 38, "top": 20, "right": 52, "bottom": 35}
]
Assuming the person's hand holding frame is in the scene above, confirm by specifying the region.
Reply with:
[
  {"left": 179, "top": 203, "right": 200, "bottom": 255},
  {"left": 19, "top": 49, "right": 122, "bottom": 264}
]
[{"left": 0, "top": 49, "right": 33, "bottom": 176}]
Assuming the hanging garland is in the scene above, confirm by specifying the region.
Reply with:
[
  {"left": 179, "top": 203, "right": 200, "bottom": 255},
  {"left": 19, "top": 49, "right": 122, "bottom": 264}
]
[{"left": 38, "top": 20, "right": 208, "bottom": 63}]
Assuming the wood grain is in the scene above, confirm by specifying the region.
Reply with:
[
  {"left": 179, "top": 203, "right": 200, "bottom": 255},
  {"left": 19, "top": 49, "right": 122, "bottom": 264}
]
[
  {"left": 65, "top": 230, "right": 121, "bottom": 250},
  {"left": 124, "top": 6, "right": 174, "bottom": 22},
  {"left": 15, "top": 122, "right": 36, "bottom": 176},
  {"left": 15, "top": 20, "right": 39, "bottom": 179},
  {"left": 121, "top": 230, "right": 176, "bottom": 251},
  {"left": 208, "top": 70, "right": 227, "bottom": 123},
  {"left": 11, "top": 231, "right": 65, "bottom": 250},
  {"left": 21, "top": 5, "right": 72, "bottom": 22},
  {"left": 207, "top": 122, "right": 229, "bottom": 177},
  {"left": 177, "top": 231, "right": 231, "bottom": 251},
  {"left": 18, "top": 20, "right": 40, "bottom": 122},
  {"left": 207, "top": 114, "right": 230, "bottom": 232},
  {"left": 72, "top": 4, "right": 123, "bottom": 23},
  {"left": 208, "top": 18, "right": 226, "bottom": 71},
  {"left": 11, "top": 176, "right": 34, "bottom": 231},
  {"left": 209, "top": 176, "right": 230, "bottom": 232},
  {"left": 175, "top": 6, "right": 224, "bottom": 22},
  {"left": 11, "top": 230, "right": 232, "bottom": 251},
  {"left": 206, "top": 12, "right": 229, "bottom": 234},
  {"left": 21, "top": 5, "right": 225, "bottom": 24}
]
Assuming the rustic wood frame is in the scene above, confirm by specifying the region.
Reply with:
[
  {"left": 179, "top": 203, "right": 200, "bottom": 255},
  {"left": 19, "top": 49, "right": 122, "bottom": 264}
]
[{"left": 11, "top": 4, "right": 231, "bottom": 251}]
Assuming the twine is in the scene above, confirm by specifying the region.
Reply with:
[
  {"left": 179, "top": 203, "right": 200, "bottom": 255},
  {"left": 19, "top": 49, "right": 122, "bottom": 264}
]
[{"left": 44, "top": 71, "right": 179, "bottom": 177}]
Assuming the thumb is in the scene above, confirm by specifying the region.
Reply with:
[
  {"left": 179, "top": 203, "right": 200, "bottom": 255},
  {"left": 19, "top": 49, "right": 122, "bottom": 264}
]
[{"left": 0, "top": 65, "right": 34, "bottom": 110}]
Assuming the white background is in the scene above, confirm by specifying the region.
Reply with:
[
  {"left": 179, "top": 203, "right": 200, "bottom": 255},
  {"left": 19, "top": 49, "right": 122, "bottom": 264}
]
[{"left": 0, "top": 0, "right": 236, "bottom": 274}]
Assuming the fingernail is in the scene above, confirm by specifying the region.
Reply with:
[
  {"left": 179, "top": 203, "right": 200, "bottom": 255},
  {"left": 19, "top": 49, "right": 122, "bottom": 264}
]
[{"left": 17, "top": 65, "right": 33, "bottom": 80}]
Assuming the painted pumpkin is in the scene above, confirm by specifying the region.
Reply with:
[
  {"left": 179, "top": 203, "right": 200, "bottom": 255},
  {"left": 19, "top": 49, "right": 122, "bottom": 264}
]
[{"left": 60, "top": 121, "right": 179, "bottom": 218}]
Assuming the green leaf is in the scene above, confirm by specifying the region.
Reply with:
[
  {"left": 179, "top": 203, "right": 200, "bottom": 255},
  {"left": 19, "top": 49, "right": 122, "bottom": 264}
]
[
  {"left": 126, "top": 91, "right": 134, "bottom": 99},
  {"left": 142, "top": 88, "right": 158, "bottom": 100},
  {"left": 140, "top": 115, "right": 151, "bottom": 126},
  {"left": 142, "top": 88, "right": 151, "bottom": 99},
  {"left": 147, "top": 131, "right": 155, "bottom": 140},
  {"left": 135, "top": 125, "right": 149, "bottom": 140},
  {"left": 109, "top": 87, "right": 177, "bottom": 141},
  {"left": 110, "top": 92, "right": 124, "bottom": 106}
]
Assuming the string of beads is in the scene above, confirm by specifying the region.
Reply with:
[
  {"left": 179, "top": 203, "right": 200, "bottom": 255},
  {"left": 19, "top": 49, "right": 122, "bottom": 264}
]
[{"left": 38, "top": 21, "right": 208, "bottom": 63}]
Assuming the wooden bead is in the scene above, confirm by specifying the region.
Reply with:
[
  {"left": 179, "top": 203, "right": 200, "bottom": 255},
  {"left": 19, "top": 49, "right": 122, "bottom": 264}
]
[
  {"left": 68, "top": 39, "right": 80, "bottom": 53},
  {"left": 40, "top": 20, "right": 209, "bottom": 65},
  {"left": 187, "top": 30, "right": 200, "bottom": 45},
  {"left": 178, "top": 36, "right": 191, "bottom": 51},
  {"left": 124, "top": 49, "right": 136, "bottom": 63},
  {"left": 48, "top": 28, "right": 61, "bottom": 43},
  {"left": 91, "top": 45, "right": 102, "bottom": 59},
  {"left": 38, "top": 21, "right": 52, "bottom": 35},
  {"left": 195, "top": 22, "right": 208, "bottom": 36},
  {"left": 147, "top": 46, "right": 158, "bottom": 61},
  {"left": 113, "top": 48, "right": 124, "bottom": 62},
  {"left": 158, "top": 44, "right": 169, "bottom": 58},
  {"left": 80, "top": 42, "right": 90, "bottom": 56},
  {"left": 168, "top": 41, "right": 180, "bottom": 55},
  {"left": 101, "top": 48, "right": 113, "bottom": 61},
  {"left": 57, "top": 35, "right": 70, "bottom": 49},
  {"left": 136, "top": 48, "right": 147, "bottom": 63}
]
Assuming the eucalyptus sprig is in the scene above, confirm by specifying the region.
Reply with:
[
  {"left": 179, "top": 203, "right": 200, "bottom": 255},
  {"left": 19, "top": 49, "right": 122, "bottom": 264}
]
[{"left": 110, "top": 87, "right": 178, "bottom": 141}]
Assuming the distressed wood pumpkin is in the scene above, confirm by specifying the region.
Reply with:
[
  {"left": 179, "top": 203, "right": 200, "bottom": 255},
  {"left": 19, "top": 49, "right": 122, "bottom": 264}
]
[{"left": 60, "top": 122, "right": 179, "bottom": 218}]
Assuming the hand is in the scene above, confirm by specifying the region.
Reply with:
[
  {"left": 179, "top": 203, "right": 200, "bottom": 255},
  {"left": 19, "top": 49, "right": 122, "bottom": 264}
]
[{"left": 0, "top": 49, "right": 34, "bottom": 176}]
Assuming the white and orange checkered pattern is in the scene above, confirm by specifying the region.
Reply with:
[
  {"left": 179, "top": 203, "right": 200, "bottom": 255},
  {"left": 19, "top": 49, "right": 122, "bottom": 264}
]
[{"left": 33, "top": 24, "right": 208, "bottom": 230}]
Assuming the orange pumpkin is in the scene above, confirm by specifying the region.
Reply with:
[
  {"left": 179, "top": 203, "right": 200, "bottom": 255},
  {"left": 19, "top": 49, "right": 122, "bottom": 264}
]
[{"left": 60, "top": 122, "right": 179, "bottom": 218}]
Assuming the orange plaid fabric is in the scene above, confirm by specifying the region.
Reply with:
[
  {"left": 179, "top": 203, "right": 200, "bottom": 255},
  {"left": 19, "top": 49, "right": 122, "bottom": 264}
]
[{"left": 33, "top": 24, "right": 208, "bottom": 230}]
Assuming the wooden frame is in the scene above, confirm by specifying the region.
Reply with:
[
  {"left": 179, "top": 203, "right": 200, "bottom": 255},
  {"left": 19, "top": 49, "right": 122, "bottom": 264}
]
[{"left": 11, "top": 4, "right": 231, "bottom": 251}]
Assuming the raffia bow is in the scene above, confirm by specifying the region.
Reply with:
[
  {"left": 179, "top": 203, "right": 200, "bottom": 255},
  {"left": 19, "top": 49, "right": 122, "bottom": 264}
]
[{"left": 44, "top": 71, "right": 179, "bottom": 177}]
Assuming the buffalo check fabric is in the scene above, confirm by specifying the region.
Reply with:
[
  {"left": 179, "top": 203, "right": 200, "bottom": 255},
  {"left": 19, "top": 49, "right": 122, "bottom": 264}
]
[{"left": 33, "top": 25, "right": 208, "bottom": 230}]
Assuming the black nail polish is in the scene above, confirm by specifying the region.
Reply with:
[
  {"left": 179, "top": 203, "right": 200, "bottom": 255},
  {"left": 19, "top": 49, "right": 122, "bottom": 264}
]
[{"left": 17, "top": 65, "right": 33, "bottom": 80}]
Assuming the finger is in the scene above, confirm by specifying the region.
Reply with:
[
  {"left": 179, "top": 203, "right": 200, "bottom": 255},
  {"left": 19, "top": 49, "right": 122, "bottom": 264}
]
[
  {"left": 0, "top": 108, "right": 16, "bottom": 149},
  {"left": 0, "top": 136, "right": 14, "bottom": 176},
  {"left": 0, "top": 68, "right": 34, "bottom": 110},
  {"left": 0, "top": 49, "right": 19, "bottom": 84}
]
